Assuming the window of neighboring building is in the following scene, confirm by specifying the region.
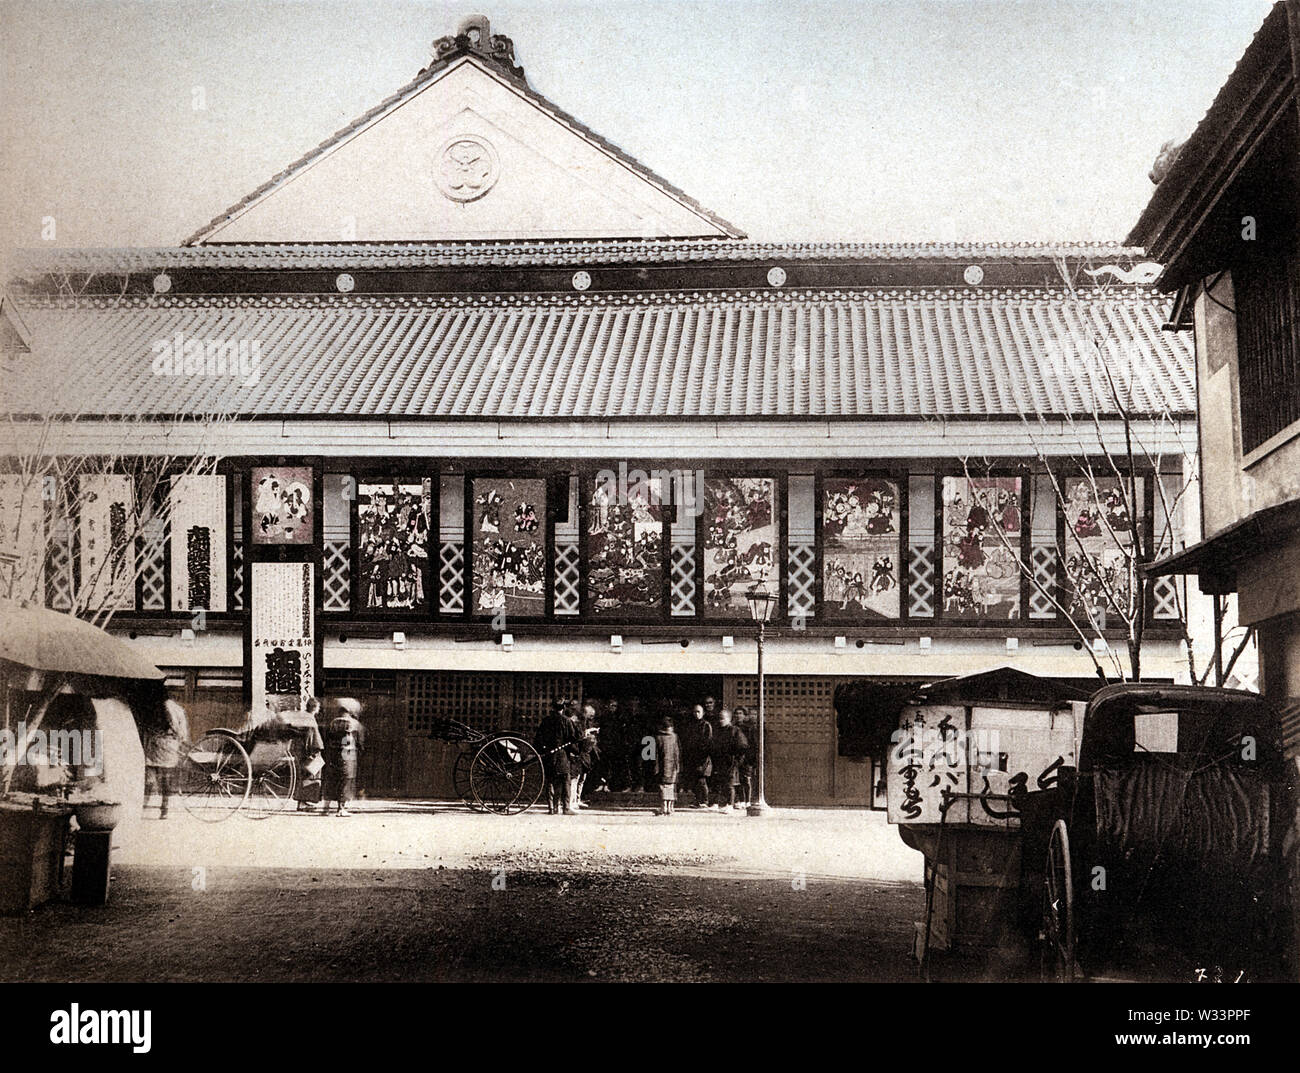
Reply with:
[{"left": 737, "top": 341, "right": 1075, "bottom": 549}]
[{"left": 1235, "top": 245, "right": 1300, "bottom": 453}]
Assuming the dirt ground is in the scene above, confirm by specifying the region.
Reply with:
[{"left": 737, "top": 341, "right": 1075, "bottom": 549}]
[{"left": 0, "top": 804, "right": 927, "bottom": 983}]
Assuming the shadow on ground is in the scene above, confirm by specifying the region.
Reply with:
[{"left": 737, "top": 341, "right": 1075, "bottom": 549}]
[{"left": 0, "top": 863, "right": 924, "bottom": 983}]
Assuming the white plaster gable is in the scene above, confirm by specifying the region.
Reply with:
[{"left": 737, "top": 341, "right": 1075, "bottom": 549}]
[{"left": 197, "top": 58, "right": 738, "bottom": 243}]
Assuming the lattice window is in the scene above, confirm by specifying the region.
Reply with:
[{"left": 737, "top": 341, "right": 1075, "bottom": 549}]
[
  {"left": 1029, "top": 545, "right": 1057, "bottom": 619},
  {"left": 788, "top": 542, "right": 815, "bottom": 620},
  {"left": 1236, "top": 247, "right": 1300, "bottom": 452},
  {"left": 509, "top": 673, "right": 583, "bottom": 733},
  {"left": 231, "top": 541, "right": 244, "bottom": 612},
  {"left": 1152, "top": 575, "right": 1180, "bottom": 620},
  {"left": 405, "top": 672, "right": 502, "bottom": 734},
  {"left": 137, "top": 526, "right": 167, "bottom": 612},
  {"left": 908, "top": 543, "right": 934, "bottom": 618},
  {"left": 1230, "top": 665, "right": 1261, "bottom": 696},
  {"left": 439, "top": 540, "right": 464, "bottom": 614},
  {"left": 670, "top": 542, "right": 696, "bottom": 616},
  {"left": 732, "top": 676, "right": 835, "bottom": 742},
  {"left": 323, "top": 540, "right": 350, "bottom": 613},
  {"left": 46, "top": 522, "right": 73, "bottom": 612},
  {"left": 324, "top": 670, "right": 398, "bottom": 696},
  {"left": 554, "top": 543, "right": 580, "bottom": 616}
]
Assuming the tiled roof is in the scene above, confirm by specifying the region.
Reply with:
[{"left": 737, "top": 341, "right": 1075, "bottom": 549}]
[
  {"left": 15, "top": 240, "right": 1147, "bottom": 274},
  {"left": 183, "top": 53, "right": 744, "bottom": 245},
  {"left": 4, "top": 289, "right": 1194, "bottom": 420}
]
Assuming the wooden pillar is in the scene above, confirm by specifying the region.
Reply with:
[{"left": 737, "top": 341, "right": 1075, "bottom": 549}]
[{"left": 1213, "top": 593, "right": 1225, "bottom": 687}]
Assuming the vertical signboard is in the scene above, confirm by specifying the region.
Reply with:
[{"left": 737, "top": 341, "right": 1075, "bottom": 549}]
[
  {"left": 169, "top": 474, "right": 227, "bottom": 612},
  {"left": 251, "top": 560, "right": 315, "bottom": 716}
]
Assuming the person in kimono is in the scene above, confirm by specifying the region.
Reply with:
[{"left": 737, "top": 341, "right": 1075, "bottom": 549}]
[
  {"left": 144, "top": 699, "right": 188, "bottom": 819},
  {"left": 710, "top": 708, "right": 749, "bottom": 811},
  {"left": 654, "top": 716, "right": 680, "bottom": 816},
  {"left": 323, "top": 698, "right": 365, "bottom": 816},
  {"left": 682, "top": 704, "right": 714, "bottom": 808}
]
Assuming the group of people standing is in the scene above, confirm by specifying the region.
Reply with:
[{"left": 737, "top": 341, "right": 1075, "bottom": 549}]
[
  {"left": 655, "top": 701, "right": 756, "bottom": 815},
  {"left": 534, "top": 694, "right": 758, "bottom": 817}
]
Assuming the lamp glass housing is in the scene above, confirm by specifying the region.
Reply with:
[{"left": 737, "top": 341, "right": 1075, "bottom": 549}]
[{"left": 745, "top": 585, "right": 776, "bottom": 625}]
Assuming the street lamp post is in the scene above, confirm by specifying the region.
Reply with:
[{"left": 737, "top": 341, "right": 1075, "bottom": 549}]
[{"left": 745, "top": 585, "right": 775, "bottom": 817}]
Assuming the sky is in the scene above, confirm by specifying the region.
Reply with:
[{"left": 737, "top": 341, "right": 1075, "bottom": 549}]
[{"left": 0, "top": 0, "right": 1280, "bottom": 253}]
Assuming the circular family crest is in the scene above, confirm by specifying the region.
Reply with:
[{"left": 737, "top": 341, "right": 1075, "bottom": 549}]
[{"left": 437, "top": 135, "right": 500, "bottom": 202}]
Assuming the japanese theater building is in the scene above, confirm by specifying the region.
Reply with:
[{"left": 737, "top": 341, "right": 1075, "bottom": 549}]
[
  {"left": 1135, "top": 0, "right": 1300, "bottom": 761},
  {"left": 3, "top": 16, "right": 1204, "bottom": 804}
]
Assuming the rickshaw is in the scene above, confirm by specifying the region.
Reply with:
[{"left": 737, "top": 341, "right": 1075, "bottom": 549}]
[
  {"left": 176, "top": 711, "right": 319, "bottom": 821},
  {"left": 430, "top": 717, "right": 547, "bottom": 815},
  {"left": 1022, "top": 684, "right": 1298, "bottom": 983}
]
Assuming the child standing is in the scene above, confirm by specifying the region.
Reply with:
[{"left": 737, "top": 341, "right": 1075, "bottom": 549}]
[{"left": 654, "top": 716, "right": 680, "bottom": 816}]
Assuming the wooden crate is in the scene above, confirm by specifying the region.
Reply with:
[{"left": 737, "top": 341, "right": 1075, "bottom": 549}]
[{"left": 0, "top": 805, "right": 71, "bottom": 914}]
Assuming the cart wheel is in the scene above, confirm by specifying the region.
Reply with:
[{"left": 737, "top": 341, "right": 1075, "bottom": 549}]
[
  {"left": 469, "top": 735, "right": 545, "bottom": 815},
  {"left": 1041, "top": 819, "right": 1076, "bottom": 982},
  {"left": 249, "top": 751, "right": 297, "bottom": 819},
  {"left": 453, "top": 748, "right": 486, "bottom": 811},
  {"left": 178, "top": 732, "right": 252, "bottom": 822}
]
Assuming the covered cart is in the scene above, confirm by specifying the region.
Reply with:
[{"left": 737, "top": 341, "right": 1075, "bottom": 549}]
[
  {"left": 885, "top": 667, "right": 1089, "bottom": 975},
  {"left": 1023, "top": 684, "right": 1298, "bottom": 982},
  {"left": 887, "top": 668, "right": 1300, "bottom": 981}
]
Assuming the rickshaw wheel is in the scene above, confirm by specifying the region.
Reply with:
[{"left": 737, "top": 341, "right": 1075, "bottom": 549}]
[
  {"left": 178, "top": 732, "right": 252, "bottom": 822},
  {"left": 469, "top": 735, "right": 545, "bottom": 815},
  {"left": 1041, "top": 819, "right": 1076, "bottom": 982},
  {"left": 249, "top": 752, "right": 298, "bottom": 819},
  {"left": 453, "top": 748, "right": 486, "bottom": 811}
]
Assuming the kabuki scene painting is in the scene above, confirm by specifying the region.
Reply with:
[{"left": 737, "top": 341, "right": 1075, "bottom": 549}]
[
  {"left": 472, "top": 477, "right": 547, "bottom": 617},
  {"left": 822, "top": 477, "right": 900, "bottom": 619},
  {"left": 941, "top": 476, "right": 1023, "bottom": 620},
  {"left": 1064, "top": 476, "right": 1135, "bottom": 622},
  {"left": 357, "top": 481, "right": 431, "bottom": 611},
  {"left": 588, "top": 478, "right": 664, "bottom": 616},
  {"left": 251, "top": 466, "right": 313, "bottom": 545},
  {"left": 703, "top": 477, "right": 776, "bottom": 616}
]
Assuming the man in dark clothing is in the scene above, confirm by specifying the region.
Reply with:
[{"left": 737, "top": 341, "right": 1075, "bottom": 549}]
[
  {"left": 682, "top": 704, "right": 714, "bottom": 808},
  {"left": 711, "top": 707, "right": 749, "bottom": 811},
  {"left": 734, "top": 705, "right": 756, "bottom": 806},
  {"left": 536, "top": 700, "right": 578, "bottom": 814},
  {"left": 597, "top": 699, "right": 626, "bottom": 792}
]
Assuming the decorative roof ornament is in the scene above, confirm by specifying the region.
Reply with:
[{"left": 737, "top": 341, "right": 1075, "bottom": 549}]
[
  {"left": 1083, "top": 262, "right": 1162, "bottom": 285},
  {"left": 1148, "top": 138, "right": 1186, "bottom": 185},
  {"left": 431, "top": 15, "right": 525, "bottom": 83}
]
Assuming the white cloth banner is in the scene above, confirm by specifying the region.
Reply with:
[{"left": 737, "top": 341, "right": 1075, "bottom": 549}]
[
  {"left": 0, "top": 475, "right": 45, "bottom": 604},
  {"left": 78, "top": 475, "right": 135, "bottom": 611},
  {"left": 169, "top": 475, "right": 227, "bottom": 612}
]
